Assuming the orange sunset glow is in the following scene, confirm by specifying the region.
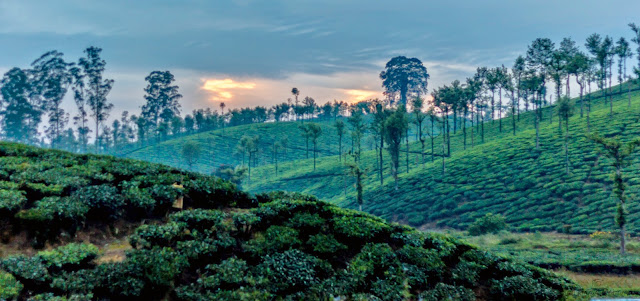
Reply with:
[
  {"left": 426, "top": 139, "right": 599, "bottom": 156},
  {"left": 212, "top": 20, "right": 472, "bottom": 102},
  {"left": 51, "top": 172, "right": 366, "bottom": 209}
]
[{"left": 201, "top": 78, "right": 256, "bottom": 100}]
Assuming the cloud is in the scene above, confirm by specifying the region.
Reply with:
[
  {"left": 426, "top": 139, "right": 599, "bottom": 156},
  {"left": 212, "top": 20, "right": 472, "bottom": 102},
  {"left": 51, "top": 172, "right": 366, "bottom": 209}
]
[{"left": 201, "top": 79, "right": 257, "bottom": 101}]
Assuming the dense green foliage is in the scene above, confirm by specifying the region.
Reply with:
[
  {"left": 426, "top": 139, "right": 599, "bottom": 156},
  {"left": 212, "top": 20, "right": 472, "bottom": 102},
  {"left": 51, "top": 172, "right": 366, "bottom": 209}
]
[{"left": 0, "top": 144, "right": 577, "bottom": 300}]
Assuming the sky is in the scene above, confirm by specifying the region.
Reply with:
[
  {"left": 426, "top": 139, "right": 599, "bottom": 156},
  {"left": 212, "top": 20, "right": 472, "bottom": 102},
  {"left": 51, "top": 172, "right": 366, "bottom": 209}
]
[{"left": 1, "top": 0, "right": 640, "bottom": 121}]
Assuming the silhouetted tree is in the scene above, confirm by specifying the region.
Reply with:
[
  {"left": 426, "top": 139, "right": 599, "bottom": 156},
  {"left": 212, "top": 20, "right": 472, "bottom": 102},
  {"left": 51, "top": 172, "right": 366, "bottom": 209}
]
[
  {"left": 379, "top": 56, "right": 429, "bottom": 105},
  {"left": 77, "top": 47, "right": 114, "bottom": 152},
  {"left": 31, "top": 50, "right": 72, "bottom": 147},
  {"left": 0, "top": 68, "right": 41, "bottom": 144},
  {"left": 142, "top": 71, "right": 182, "bottom": 140}
]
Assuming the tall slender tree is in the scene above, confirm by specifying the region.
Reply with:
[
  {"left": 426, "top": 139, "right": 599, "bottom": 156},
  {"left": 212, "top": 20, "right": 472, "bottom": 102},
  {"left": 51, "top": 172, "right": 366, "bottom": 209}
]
[
  {"left": 30, "top": 51, "right": 72, "bottom": 147},
  {"left": 142, "top": 71, "right": 182, "bottom": 140},
  {"left": 306, "top": 123, "right": 322, "bottom": 171},
  {"left": 77, "top": 47, "right": 114, "bottom": 151},
  {"left": 384, "top": 106, "right": 408, "bottom": 190},
  {"left": 588, "top": 133, "right": 640, "bottom": 254},
  {"left": 630, "top": 23, "right": 640, "bottom": 90}
]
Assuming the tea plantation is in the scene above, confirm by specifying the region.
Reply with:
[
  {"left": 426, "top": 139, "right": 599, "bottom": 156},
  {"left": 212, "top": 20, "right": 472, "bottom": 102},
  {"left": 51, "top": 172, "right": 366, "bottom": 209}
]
[
  {"left": 243, "top": 83, "right": 640, "bottom": 236},
  {"left": 0, "top": 142, "right": 578, "bottom": 300}
]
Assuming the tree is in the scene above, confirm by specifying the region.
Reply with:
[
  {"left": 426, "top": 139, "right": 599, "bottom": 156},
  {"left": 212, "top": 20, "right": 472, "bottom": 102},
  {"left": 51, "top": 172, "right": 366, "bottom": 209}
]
[
  {"left": 30, "top": 50, "right": 72, "bottom": 147},
  {"left": 182, "top": 141, "right": 201, "bottom": 169},
  {"left": 291, "top": 87, "right": 300, "bottom": 120},
  {"left": 369, "top": 100, "right": 389, "bottom": 184},
  {"left": 556, "top": 97, "right": 574, "bottom": 174},
  {"left": 559, "top": 37, "right": 579, "bottom": 97},
  {"left": 347, "top": 160, "right": 365, "bottom": 211},
  {"left": 347, "top": 107, "right": 366, "bottom": 162},
  {"left": 77, "top": 47, "right": 114, "bottom": 151},
  {"left": 306, "top": 123, "right": 322, "bottom": 171},
  {"left": 213, "top": 164, "right": 247, "bottom": 188},
  {"left": 568, "top": 51, "right": 591, "bottom": 117},
  {"left": 220, "top": 102, "right": 226, "bottom": 132},
  {"left": 0, "top": 68, "right": 41, "bottom": 144},
  {"left": 335, "top": 120, "right": 346, "bottom": 162},
  {"left": 588, "top": 133, "right": 640, "bottom": 254},
  {"left": 616, "top": 37, "right": 634, "bottom": 107},
  {"left": 411, "top": 97, "right": 427, "bottom": 164},
  {"left": 526, "top": 38, "right": 555, "bottom": 116},
  {"left": 586, "top": 34, "right": 613, "bottom": 116},
  {"left": 379, "top": 56, "right": 429, "bottom": 105},
  {"left": 272, "top": 140, "right": 285, "bottom": 177},
  {"left": 384, "top": 106, "right": 408, "bottom": 190},
  {"left": 142, "top": 71, "right": 182, "bottom": 140},
  {"left": 630, "top": 23, "right": 640, "bottom": 90},
  {"left": 512, "top": 56, "right": 526, "bottom": 121},
  {"left": 299, "top": 124, "right": 311, "bottom": 159}
]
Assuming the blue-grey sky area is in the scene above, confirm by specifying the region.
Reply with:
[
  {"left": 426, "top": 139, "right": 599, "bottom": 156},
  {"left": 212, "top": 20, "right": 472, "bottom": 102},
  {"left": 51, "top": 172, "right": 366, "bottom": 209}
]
[{"left": 1, "top": 0, "right": 639, "bottom": 119}]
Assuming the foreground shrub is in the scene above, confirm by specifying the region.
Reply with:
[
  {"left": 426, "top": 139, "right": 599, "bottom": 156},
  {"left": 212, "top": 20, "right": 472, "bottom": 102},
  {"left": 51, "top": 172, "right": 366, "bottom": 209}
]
[{"left": 0, "top": 271, "right": 22, "bottom": 300}]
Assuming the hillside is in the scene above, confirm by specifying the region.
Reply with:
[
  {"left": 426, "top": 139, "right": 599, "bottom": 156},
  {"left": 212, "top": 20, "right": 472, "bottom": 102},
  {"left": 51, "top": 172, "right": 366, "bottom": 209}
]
[
  {"left": 0, "top": 142, "right": 577, "bottom": 300},
  {"left": 242, "top": 83, "right": 640, "bottom": 235}
]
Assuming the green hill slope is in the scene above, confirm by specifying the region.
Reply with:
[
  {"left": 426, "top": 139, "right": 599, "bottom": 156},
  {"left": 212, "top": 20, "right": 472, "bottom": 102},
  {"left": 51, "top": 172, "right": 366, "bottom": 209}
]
[
  {"left": 0, "top": 142, "right": 576, "bottom": 300},
  {"left": 244, "top": 83, "right": 640, "bottom": 235}
]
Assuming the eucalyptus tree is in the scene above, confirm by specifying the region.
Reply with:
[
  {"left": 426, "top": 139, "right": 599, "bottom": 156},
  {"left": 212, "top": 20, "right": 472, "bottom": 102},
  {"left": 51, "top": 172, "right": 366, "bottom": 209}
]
[
  {"left": 347, "top": 107, "right": 366, "bottom": 162},
  {"left": 142, "top": 71, "right": 182, "bottom": 140},
  {"left": 556, "top": 97, "right": 574, "bottom": 174},
  {"left": 630, "top": 23, "right": 640, "bottom": 89},
  {"left": 411, "top": 97, "right": 427, "bottom": 159},
  {"left": 379, "top": 56, "right": 429, "bottom": 105},
  {"left": 306, "top": 123, "right": 323, "bottom": 171},
  {"left": 548, "top": 50, "right": 566, "bottom": 129},
  {"left": 0, "top": 68, "right": 41, "bottom": 144},
  {"left": 559, "top": 37, "right": 579, "bottom": 96},
  {"left": 588, "top": 133, "right": 640, "bottom": 254},
  {"left": 616, "top": 37, "right": 634, "bottom": 107},
  {"left": 299, "top": 124, "right": 311, "bottom": 159},
  {"left": 484, "top": 67, "right": 499, "bottom": 124},
  {"left": 335, "top": 119, "right": 346, "bottom": 162},
  {"left": 30, "top": 50, "right": 72, "bottom": 147},
  {"left": 521, "top": 70, "right": 544, "bottom": 149},
  {"left": 504, "top": 72, "right": 517, "bottom": 136},
  {"left": 496, "top": 65, "right": 510, "bottom": 132},
  {"left": 77, "top": 47, "right": 114, "bottom": 152},
  {"left": 526, "top": 38, "right": 555, "bottom": 120},
  {"left": 465, "top": 76, "right": 482, "bottom": 148},
  {"left": 370, "top": 100, "right": 389, "bottom": 183},
  {"left": 571, "top": 52, "right": 591, "bottom": 117},
  {"left": 512, "top": 56, "right": 526, "bottom": 120},
  {"left": 604, "top": 36, "right": 615, "bottom": 108},
  {"left": 586, "top": 34, "right": 615, "bottom": 116},
  {"left": 383, "top": 105, "right": 408, "bottom": 190}
]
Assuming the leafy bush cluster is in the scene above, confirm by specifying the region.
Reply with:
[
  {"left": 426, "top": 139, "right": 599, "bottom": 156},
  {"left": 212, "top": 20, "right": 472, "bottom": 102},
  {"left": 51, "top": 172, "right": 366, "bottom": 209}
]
[
  {"left": 2, "top": 197, "right": 576, "bottom": 300},
  {"left": 0, "top": 142, "right": 247, "bottom": 246},
  {"left": 0, "top": 143, "right": 578, "bottom": 300}
]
